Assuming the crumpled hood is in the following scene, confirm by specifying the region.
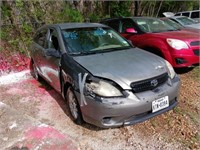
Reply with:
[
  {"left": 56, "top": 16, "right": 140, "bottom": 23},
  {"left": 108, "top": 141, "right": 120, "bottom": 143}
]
[{"left": 73, "top": 48, "right": 168, "bottom": 89}]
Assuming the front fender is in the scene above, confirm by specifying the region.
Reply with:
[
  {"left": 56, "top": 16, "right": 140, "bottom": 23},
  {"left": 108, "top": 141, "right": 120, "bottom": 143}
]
[{"left": 140, "top": 39, "right": 173, "bottom": 65}]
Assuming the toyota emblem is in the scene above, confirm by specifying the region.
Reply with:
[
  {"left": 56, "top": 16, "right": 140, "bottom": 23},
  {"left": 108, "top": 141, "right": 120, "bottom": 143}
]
[{"left": 151, "top": 79, "right": 158, "bottom": 87}]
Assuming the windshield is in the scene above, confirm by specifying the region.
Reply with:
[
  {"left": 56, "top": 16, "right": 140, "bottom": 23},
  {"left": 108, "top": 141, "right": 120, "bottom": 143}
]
[
  {"left": 176, "top": 17, "right": 197, "bottom": 25},
  {"left": 162, "top": 18, "right": 183, "bottom": 29},
  {"left": 62, "top": 27, "right": 131, "bottom": 55},
  {"left": 133, "top": 18, "right": 177, "bottom": 33}
]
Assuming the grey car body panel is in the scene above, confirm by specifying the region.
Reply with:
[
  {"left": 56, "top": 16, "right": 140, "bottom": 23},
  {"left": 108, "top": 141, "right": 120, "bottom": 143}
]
[{"left": 73, "top": 48, "right": 167, "bottom": 89}]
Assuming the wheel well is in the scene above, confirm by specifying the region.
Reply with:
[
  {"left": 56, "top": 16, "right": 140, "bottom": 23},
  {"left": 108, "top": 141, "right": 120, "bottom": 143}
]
[{"left": 144, "top": 47, "right": 164, "bottom": 58}]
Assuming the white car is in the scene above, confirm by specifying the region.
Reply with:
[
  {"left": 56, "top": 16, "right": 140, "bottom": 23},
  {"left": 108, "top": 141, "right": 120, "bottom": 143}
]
[
  {"left": 174, "top": 10, "right": 200, "bottom": 22},
  {"left": 163, "top": 10, "right": 200, "bottom": 22}
]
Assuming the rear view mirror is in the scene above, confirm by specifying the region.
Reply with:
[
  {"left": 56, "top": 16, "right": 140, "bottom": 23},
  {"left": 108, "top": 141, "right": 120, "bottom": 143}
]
[{"left": 125, "top": 28, "right": 137, "bottom": 34}]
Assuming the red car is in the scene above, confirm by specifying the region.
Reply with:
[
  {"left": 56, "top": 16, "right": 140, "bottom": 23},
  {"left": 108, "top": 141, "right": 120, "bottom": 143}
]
[{"left": 101, "top": 17, "right": 200, "bottom": 68}]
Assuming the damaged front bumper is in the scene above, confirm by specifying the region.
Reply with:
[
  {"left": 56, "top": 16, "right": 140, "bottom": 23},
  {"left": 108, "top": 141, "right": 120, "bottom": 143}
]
[{"left": 75, "top": 76, "right": 180, "bottom": 128}]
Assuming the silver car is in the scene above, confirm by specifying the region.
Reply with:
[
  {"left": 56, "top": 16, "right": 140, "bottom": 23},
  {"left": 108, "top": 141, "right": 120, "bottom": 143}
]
[
  {"left": 30, "top": 23, "right": 180, "bottom": 128},
  {"left": 168, "top": 16, "right": 200, "bottom": 29}
]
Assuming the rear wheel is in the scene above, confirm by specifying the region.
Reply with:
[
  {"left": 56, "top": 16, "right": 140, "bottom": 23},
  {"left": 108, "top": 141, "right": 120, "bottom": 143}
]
[{"left": 66, "top": 87, "right": 83, "bottom": 125}]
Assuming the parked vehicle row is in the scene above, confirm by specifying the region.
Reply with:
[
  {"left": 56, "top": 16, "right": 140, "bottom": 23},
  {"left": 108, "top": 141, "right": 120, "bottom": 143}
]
[
  {"left": 30, "top": 23, "right": 181, "bottom": 128},
  {"left": 165, "top": 16, "right": 200, "bottom": 30}
]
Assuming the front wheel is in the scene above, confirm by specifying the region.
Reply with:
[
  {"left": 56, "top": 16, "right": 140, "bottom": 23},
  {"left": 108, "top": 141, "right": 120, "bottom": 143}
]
[{"left": 66, "top": 87, "right": 83, "bottom": 125}]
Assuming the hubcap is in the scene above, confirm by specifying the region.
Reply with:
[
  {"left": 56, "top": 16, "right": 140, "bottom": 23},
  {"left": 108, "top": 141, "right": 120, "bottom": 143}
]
[{"left": 68, "top": 90, "right": 78, "bottom": 119}]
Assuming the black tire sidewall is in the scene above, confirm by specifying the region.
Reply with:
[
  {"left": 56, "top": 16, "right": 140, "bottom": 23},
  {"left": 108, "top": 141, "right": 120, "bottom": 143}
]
[{"left": 66, "top": 87, "right": 83, "bottom": 125}]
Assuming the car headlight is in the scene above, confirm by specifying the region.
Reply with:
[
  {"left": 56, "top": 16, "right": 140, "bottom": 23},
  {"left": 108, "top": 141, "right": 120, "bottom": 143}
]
[
  {"left": 86, "top": 80, "right": 123, "bottom": 97},
  {"left": 165, "top": 60, "right": 176, "bottom": 79},
  {"left": 166, "top": 38, "right": 189, "bottom": 50}
]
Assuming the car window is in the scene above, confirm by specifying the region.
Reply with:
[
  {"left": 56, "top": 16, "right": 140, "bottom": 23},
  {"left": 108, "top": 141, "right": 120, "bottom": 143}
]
[
  {"left": 132, "top": 18, "right": 176, "bottom": 33},
  {"left": 105, "top": 20, "right": 120, "bottom": 32},
  {"left": 62, "top": 27, "right": 131, "bottom": 55},
  {"left": 162, "top": 19, "right": 183, "bottom": 29},
  {"left": 34, "top": 29, "right": 47, "bottom": 47},
  {"left": 182, "top": 12, "right": 190, "bottom": 17},
  {"left": 191, "top": 11, "right": 200, "bottom": 18},
  {"left": 176, "top": 17, "right": 197, "bottom": 25},
  {"left": 121, "top": 19, "right": 135, "bottom": 33},
  {"left": 48, "top": 29, "right": 60, "bottom": 50}
]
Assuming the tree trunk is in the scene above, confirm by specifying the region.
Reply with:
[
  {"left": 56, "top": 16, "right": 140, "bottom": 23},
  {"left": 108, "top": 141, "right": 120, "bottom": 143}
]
[
  {"left": 134, "top": 1, "right": 138, "bottom": 16},
  {"left": 156, "top": 0, "right": 163, "bottom": 17}
]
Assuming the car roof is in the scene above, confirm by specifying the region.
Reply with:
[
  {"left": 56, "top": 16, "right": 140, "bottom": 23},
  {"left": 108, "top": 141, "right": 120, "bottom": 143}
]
[
  {"left": 41, "top": 23, "right": 107, "bottom": 30},
  {"left": 176, "top": 10, "right": 200, "bottom": 13},
  {"left": 102, "top": 16, "right": 161, "bottom": 21},
  {"left": 169, "top": 16, "right": 188, "bottom": 19}
]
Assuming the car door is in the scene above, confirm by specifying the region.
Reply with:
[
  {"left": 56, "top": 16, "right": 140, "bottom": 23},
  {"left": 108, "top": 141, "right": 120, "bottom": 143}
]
[
  {"left": 41, "top": 28, "right": 61, "bottom": 92},
  {"left": 32, "top": 28, "right": 48, "bottom": 76}
]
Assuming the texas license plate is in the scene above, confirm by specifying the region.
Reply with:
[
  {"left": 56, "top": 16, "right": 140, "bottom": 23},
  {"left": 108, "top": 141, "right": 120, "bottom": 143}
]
[{"left": 152, "top": 96, "right": 169, "bottom": 113}]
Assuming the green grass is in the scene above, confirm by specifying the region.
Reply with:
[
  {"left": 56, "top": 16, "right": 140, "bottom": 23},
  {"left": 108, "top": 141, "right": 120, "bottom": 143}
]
[
  {"left": 173, "top": 107, "right": 183, "bottom": 114},
  {"left": 194, "top": 133, "right": 200, "bottom": 141},
  {"left": 191, "top": 66, "right": 200, "bottom": 81},
  {"left": 186, "top": 111, "right": 200, "bottom": 125}
]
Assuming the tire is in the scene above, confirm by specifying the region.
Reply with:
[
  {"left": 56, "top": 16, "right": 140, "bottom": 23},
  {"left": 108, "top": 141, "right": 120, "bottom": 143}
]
[{"left": 66, "top": 87, "right": 83, "bottom": 125}]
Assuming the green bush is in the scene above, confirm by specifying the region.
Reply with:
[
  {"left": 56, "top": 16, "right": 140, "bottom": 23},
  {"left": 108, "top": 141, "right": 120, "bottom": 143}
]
[
  {"left": 0, "top": 29, "right": 8, "bottom": 40},
  {"left": 22, "top": 23, "right": 32, "bottom": 33},
  {"left": 56, "top": 5, "right": 84, "bottom": 23}
]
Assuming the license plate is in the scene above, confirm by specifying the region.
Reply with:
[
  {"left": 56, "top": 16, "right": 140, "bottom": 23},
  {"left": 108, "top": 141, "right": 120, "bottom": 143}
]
[{"left": 152, "top": 96, "right": 169, "bottom": 113}]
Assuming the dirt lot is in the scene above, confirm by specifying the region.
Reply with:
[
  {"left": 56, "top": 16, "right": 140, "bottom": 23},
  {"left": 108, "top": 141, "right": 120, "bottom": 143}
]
[{"left": 0, "top": 66, "right": 199, "bottom": 150}]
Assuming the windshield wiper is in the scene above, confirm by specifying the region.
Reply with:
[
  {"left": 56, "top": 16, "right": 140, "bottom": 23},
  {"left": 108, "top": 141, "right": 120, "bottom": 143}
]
[
  {"left": 69, "top": 51, "right": 97, "bottom": 56},
  {"left": 152, "top": 29, "right": 177, "bottom": 33},
  {"left": 69, "top": 46, "right": 132, "bottom": 55},
  {"left": 166, "top": 29, "right": 178, "bottom": 31},
  {"left": 102, "top": 46, "right": 132, "bottom": 51}
]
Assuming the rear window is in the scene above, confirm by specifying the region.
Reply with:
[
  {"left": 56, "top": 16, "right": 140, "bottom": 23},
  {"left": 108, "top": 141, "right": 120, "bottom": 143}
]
[{"left": 105, "top": 20, "right": 120, "bottom": 32}]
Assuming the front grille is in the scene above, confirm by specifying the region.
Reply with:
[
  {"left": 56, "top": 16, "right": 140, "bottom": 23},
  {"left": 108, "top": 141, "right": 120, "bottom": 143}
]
[
  {"left": 130, "top": 73, "right": 168, "bottom": 93},
  {"left": 193, "top": 49, "right": 200, "bottom": 56},
  {"left": 190, "top": 41, "right": 200, "bottom": 46}
]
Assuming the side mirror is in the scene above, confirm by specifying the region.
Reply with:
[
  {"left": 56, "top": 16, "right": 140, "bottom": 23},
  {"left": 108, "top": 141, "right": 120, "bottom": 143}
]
[
  {"left": 45, "top": 48, "right": 61, "bottom": 58},
  {"left": 125, "top": 28, "right": 137, "bottom": 34}
]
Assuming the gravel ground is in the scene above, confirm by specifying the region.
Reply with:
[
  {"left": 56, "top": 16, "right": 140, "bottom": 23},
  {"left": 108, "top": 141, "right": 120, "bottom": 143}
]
[{"left": 0, "top": 67, "right": 199, "bottom": 150}]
